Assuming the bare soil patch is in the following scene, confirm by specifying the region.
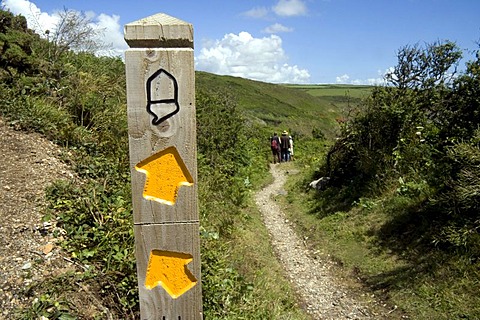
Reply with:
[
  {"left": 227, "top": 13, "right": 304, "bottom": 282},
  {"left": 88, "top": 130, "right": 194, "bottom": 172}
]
[{"left": 0, "top": 118, "right": 76, "bottom": 319}]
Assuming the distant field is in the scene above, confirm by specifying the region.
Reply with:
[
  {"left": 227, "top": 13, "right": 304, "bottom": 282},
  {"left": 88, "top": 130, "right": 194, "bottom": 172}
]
[
  {"left": 284, "top": 84, "right": 373, "bottom": 99},
  {"left": 285, "top": 84, "right": 373, "bottom": 124}
]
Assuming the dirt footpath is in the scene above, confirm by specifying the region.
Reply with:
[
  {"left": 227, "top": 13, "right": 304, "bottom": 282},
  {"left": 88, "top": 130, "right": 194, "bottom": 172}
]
[
  {"left": 254, "top": 163, "right": 395, "bottom": 320},
  {"left": 0, "top": 119, "right": 76, "bottom": 319}
]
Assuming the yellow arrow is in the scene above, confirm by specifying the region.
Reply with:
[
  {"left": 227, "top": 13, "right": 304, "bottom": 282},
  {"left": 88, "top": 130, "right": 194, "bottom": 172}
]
[
  {"left": 135, "top": 146, "right": 193, "bottom": 205},
  {"left": 145, "top": 250, "right": 197, "bottom": 299}
]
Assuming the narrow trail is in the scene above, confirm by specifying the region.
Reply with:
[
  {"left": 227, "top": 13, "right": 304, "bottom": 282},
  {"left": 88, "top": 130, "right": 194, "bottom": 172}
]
[
  {"left": 254, "top": 163, "right": 383, "bottom": 320},
  {"left": 0, "top": 119, "right": 76, "bottom": 319}
]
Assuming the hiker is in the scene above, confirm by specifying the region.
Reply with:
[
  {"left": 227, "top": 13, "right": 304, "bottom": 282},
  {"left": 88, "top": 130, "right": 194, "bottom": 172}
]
[
  {"left": 288, "top": 134, "right": 294, "bottom": 161},
  {"left": 270, "top": 132, "right": 281, "bottom": 164},
  {"left": 280, "top": 130, "right": 290, "bottom": 162}
]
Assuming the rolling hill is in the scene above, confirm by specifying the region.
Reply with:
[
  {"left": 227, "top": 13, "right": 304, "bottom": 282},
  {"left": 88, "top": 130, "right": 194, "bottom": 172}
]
[{"left": 196, "top": 71, "right": 373, "bottom": 138}]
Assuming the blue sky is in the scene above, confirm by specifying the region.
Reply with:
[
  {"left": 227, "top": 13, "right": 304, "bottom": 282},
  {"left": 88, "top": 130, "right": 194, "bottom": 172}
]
[{"left": 2, "top": 0, "right": 479, "bottom": 84}]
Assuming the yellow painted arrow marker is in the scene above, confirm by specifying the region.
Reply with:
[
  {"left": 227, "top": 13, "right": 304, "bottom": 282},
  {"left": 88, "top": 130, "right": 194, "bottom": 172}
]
[
  {"left": 135, "top": 146, "right": 193, "bottom": 205},
  {"left": 145, "top": 250, "right": 197, "bottom": 299}
]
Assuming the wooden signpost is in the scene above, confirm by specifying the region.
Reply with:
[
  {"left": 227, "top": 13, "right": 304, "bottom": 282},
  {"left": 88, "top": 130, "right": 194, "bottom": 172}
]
[{"left": 124, "top": 13, "right": 202, "bottom": 319}]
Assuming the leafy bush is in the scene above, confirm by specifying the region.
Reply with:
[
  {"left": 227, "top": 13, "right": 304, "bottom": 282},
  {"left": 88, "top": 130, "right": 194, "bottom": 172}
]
[
  {"left": 45, "top": 177, "right": 137, "bottom": 314},
  {"left": 316, "top": 40, "right": 480, "bottom": 255}
]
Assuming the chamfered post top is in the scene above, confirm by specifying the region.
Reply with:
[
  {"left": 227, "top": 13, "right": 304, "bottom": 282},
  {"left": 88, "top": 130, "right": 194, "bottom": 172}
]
[{"left": 124, "top": 13, "right": 193, "bottom": 48}]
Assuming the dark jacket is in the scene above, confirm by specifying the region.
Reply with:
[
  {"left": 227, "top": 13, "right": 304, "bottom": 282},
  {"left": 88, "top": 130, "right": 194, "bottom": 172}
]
[{"left": 280, "top": 134, "right": 290, "bottom": 150}]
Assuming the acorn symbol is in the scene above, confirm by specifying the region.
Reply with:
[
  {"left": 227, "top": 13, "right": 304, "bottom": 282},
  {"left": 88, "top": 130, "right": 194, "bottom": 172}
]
[{"left": 146, "top": 68, "right": 180, "bottom": 126}]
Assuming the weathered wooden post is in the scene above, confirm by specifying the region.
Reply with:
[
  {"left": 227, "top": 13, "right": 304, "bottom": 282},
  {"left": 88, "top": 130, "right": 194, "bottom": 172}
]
[{"left": 124, "top": 13, "right": 202, "bottom": 319}]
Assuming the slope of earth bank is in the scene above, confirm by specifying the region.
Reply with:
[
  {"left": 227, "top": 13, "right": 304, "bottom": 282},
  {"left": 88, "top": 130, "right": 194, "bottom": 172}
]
[{"left": 0, "top": 118, "right": 77, "bottom": 319}]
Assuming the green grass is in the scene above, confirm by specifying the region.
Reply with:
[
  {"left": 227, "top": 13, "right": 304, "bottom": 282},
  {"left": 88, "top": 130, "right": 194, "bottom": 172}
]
[
  {"left": 285, "top": 84, "right": 373, "bottom": 121},
  {"left": 285, "top": 84, "right": 373, "bottom": 98},
  {"left": 280, "top": 164, "right": 480, "bottom": 319},
  {"left": 196, "top": 72, "right": 360, "bottom": 139}
]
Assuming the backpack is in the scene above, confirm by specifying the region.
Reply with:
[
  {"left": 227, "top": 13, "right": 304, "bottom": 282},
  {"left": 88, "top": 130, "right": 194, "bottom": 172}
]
[{"left": 271, "top": 137, "right": 279, "bottom": 149}]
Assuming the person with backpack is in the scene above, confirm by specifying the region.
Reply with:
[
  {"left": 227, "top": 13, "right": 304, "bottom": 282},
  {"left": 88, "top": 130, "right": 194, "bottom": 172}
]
[{"left": 270, "top": 132, "right": 281, "bottom": 164}]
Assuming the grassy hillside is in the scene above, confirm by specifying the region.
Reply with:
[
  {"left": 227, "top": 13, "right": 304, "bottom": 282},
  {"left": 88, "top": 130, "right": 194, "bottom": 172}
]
[
  {"left": 285, "top": 84, "right": 372, "bottom": 98},
  {"left": 196, "top": 72, "right": 371, "bottom": 139},
  {"left": 286, "top": 84, "right": 372, "bottom": 113}
]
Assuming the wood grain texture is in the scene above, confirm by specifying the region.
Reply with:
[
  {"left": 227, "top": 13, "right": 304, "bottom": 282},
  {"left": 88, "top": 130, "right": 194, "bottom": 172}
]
[
  {"left": 134, "top": 223, "right": 202, "bottom": 319},
  {"left": 124, "top": 13, "right": 193, "bottom": 48},
  {"left": 126, "top": 48, "right": 197, "bottom": 224},
  {"left": 125, "top": 13, "right": 202, "bottom": 319}
]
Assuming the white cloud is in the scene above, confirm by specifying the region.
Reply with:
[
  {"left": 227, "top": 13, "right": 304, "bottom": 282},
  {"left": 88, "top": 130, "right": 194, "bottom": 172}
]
[
  {"left": 272, "top": 0, "right": 307, "bottom": 17},
  {"left": 244, "top": 0, "right": 308, "bottom": 19},
  {"left": 263, "top": 23, "right": 293, "bottom": 34},
  {"left": 1, "top": 0, "right": 127, "bottom": 57},
  {"left": 196, "top": 32, "right": 310, "bottom": 84},
  {"left": 94, "top": 13, "right": 128, "bottom": 56},
  {"left": 243, "top": 6, "right": 269, "bottom": 19},
  {"left": 336, "top": 68, "right": 391, "bottom": 85},
  {"left": 336, "top": 74, "right": 350, "bottom": 83},
  {"left": 2, "top": 0, "right": 58, "bottom": 34}
]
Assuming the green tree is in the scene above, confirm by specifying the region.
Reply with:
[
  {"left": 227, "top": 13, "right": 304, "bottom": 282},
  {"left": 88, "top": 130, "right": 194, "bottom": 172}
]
[
  {"left": 0, "top": 9, "right": 41, "bottom": 81},
  {"left": 385, "top": 40, "right": 462, "bottom": 90},
  {"left": 319, "top": 39, "right": 480, "bottom": 253},
  {"left": 319, "top": 40, "right": 467, "bottom": 208}
]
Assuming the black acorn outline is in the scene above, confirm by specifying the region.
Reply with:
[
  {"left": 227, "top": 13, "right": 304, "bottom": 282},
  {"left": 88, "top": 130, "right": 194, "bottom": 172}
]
[{"left": 146, "top": 68, "right": 180, "bottom": 126}]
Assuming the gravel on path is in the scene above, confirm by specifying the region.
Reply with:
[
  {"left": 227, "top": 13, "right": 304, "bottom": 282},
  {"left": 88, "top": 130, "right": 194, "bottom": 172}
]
[{"left": 254, "top": 163, "right": 389, "bottom": 320}]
